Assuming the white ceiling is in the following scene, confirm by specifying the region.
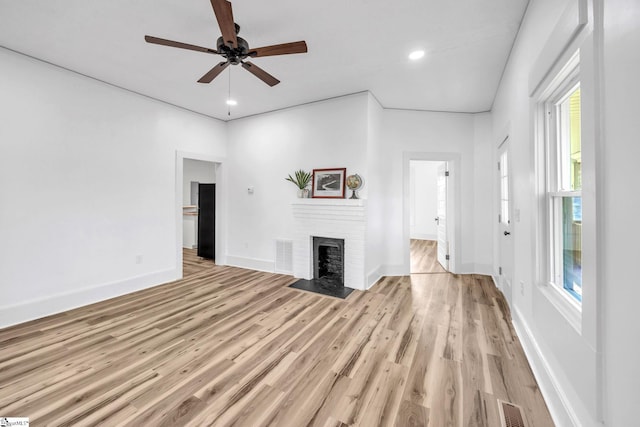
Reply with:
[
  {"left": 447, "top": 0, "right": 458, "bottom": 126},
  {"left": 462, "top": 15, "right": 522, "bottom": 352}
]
[{"left": 0, "top": 0, "right": 528, "bottom": 121}]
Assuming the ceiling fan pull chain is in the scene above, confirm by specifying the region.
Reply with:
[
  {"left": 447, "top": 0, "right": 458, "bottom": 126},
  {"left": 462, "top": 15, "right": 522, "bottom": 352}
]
[{"left": 228, "top": 67, "right": 232, "bottom": 116}]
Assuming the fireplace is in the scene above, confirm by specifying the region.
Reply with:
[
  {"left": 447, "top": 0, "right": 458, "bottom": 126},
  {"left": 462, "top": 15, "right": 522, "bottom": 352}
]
[
  {"left": 291, "top": 198, "right": 367, "bottom": 293},
  {"left": 289, "top": 235, "right": 355, "bottom": 299},
  {"left": 313, "top": 237, "right": 344, "bottom": 289}
]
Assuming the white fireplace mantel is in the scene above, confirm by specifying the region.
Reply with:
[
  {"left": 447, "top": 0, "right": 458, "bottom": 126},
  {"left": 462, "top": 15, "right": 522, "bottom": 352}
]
[
  {"left": 291, "top": 198, "right": 367, "bottom": 290},
  {"left": 291, "top": 198, "right": 366, "bottom": 207}
]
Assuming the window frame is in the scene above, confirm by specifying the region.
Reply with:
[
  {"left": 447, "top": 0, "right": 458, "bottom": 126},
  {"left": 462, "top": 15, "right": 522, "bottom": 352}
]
[
  {"left": 535, "top": 51, "right": 583, "bottom": 331},
  {"left": 545, "top": 76, "right": 582, "bottom": 302}
]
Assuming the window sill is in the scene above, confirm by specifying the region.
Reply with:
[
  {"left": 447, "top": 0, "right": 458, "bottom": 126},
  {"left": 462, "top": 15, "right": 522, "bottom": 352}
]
[{"left": 539, "top": 282, "right": 582, "bottom": 334}]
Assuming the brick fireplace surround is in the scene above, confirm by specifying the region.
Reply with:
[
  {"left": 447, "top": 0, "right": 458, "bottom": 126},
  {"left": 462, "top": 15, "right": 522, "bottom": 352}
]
[{"left": 291, "top": 199, "right": 367, "bottom": 290}]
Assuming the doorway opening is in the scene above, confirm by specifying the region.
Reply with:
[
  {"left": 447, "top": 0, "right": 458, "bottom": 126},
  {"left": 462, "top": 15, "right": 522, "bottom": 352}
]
[
  {"left": 409, "top": 160, "right": 449, "bottom": 273},
  {"left": 182, "top": 159, "right": 216, "bottom": 251},
  {"left": 403, "top": 152, "right": 460, "bottom": 275},
  {"left": 176, "top": 152, "right": 224, "bottom": 280}
]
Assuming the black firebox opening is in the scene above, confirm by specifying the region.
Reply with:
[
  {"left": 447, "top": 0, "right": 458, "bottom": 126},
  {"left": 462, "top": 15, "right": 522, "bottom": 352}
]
[
  {"left": 313, "top": 237, "right": 344, "bottom": 290},
  {"left": 289, "top": 236, "right": 354, "bottom": 299}
]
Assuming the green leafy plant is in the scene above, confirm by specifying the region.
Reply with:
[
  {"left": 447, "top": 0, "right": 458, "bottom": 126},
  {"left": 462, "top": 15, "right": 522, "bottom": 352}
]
[{"left": 285, "top": 169, "right": 312, "bottom": 189}]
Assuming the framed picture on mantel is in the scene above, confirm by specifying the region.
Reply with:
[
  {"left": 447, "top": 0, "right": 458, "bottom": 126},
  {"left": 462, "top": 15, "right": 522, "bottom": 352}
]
[{"left": 312, "top": 168, "right": 346, "bottom": 198}]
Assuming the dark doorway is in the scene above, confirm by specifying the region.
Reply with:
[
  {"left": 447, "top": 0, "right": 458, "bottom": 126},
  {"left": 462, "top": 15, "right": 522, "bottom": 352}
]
[{"left": 197, "top": 183, "right": 216, "bottom": 260}]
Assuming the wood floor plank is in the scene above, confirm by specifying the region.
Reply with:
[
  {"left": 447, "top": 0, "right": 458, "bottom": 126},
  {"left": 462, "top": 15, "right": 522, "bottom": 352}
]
[
  {"left": 410, "top": 239, "right": 447, "bottom": 274},
  {"left": 425, "top": 357, "right": 463, "bottom": 427},
  {"left": 0, "top": 248, "right": 554, "bottom": 426},
  {"left": 394, "top": 399, "right": 430, "bottom": 427},
  {"left": 358, "top": 361, "right": 408, "bottom": 427},
  {"left": 215, "top": 384, "right": 285, "bottom": 427},
  {"left": 307, "top": 374, "right": 352, "bottom": 427}
]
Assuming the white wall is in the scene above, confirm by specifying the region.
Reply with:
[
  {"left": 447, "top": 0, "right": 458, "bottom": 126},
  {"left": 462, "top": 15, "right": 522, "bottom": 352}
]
[
  {"left": 409, "top": 161, "right": 439, "bottom": 240},
  {"left": 225, "top": 93, "right": 370, "bottom": 272},
  {"left": 489, "top": 0, "right": 615, "bottom": 425},
  {"left": 602, "top": 0, "right": 640, "bottom": 424},
  {"left": 225, "top": 94, "right": 492, "bottom": 279},
  {"left": 365, "top": 94, "right": 385, "bottom": 286},
  {"left": 379, "top": 110, "right": 482, "bottom": 274},
  {"left": 182, "top": 159, "right": 216, "bottom": 249},
  {"left": 472, "top": 113, "right": 494, "bottom": 273},
  {"left": 0, "top": 47, "right": 227, "bottom": 327}
]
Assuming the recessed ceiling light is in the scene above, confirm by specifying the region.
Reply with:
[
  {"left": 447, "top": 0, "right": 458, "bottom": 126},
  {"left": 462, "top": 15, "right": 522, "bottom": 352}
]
[
  {"left": 409, "top": 50, "right": 425, "bottom": 60},
  {"left": 226, "top": 99, "right": 237, "bottom": 106}
]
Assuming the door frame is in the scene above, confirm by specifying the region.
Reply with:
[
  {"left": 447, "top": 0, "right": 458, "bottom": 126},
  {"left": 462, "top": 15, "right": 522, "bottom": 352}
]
[
  {"left": 403, "top": 152, "right": 461, "bottom": 274},
  {"left": 435, "top": 161, "right": 449, "bottom": 271},
  {"left": 175, "top": 151, "right": 226, "bottom": 279}
]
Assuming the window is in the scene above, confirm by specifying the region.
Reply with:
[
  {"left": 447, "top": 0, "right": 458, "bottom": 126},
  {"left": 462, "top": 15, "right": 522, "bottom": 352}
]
[
  {"left": 543, "top": 54, "right": 582, "bottom": 305},
  {"left": 499, "top": 150, "right": 510, "bottom": 225}
]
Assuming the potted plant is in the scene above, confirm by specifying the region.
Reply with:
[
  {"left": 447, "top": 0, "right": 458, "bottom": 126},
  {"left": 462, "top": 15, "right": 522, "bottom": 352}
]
[{"left": 286, "top": 169, "right": 312, "bottom": 198}]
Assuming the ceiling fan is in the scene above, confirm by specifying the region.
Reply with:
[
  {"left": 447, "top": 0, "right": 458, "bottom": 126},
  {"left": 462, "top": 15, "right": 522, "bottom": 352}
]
[{"left": 144, "top": 0, "right": 307, "bottom": 87}]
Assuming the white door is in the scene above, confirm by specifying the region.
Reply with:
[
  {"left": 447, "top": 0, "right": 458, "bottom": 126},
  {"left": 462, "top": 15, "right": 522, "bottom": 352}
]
[
  {"left": 436, "top": 162, "right": 449, "bottom": 270},
  {"left": 497, "top": 140, "right": 513, "bottom": 303}
]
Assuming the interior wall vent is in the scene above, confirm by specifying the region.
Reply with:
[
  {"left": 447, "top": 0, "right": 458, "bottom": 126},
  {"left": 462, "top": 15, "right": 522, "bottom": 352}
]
[
  {"left": 498, "top": 400, "right": 528, "bottom": 427},
  {"left": 275, "top": 239, "right": 293, "bottom": 274}
]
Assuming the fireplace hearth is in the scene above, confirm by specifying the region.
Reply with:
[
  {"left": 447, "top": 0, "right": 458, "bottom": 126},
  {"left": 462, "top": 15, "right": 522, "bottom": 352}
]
[{"left": 289, "top": 236, "right": 355, "bottom": 299}]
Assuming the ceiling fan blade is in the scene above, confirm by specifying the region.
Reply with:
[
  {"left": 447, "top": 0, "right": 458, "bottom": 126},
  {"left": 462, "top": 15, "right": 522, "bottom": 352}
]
[
  {"left": 145, "top": 35, "right": 218, "bottom": 54},
  {"left": 241, "top": 62, "right": 280, "bottom": 86},
  {"left": 248, "top": 41, "right": 308, "bottom": 58},
  {"left": 197, "top": 61, "right": 231, "bottom": 83},
  {"left": 210, "top": 0, "right": 237, "bottom": 48}
]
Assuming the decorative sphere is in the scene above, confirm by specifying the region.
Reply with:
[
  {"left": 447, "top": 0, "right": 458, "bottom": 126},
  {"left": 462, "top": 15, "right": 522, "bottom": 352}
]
[{"left": 346, "top": 174, "right": 363, "bottom": 190}]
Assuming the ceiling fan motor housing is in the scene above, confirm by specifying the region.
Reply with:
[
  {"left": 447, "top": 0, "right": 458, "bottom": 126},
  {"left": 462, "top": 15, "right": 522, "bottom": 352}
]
[{"left": 216, "top": 34, "right": 250, "bottom": 65}]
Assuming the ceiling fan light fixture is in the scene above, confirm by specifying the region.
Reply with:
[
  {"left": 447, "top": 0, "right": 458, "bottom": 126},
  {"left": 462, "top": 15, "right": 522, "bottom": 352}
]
[
  {"left": 226, "top": 99, "right": 238, "bottom": 106},
  {"left": 409, "top": 50, "right": 425, "bottom": 60}
]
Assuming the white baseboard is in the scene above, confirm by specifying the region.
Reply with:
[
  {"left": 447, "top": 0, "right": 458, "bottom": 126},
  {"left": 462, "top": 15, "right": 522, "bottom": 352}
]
[
  {"left": 489, "top": 276, "right": 598, "bottom": 426},
  {"left": 0, "top": 268, "right": 178, "bottom": 329},
  {"left": 225, "top": 255, "right": 275, "bottom": 273},
  {"left": 380, "top": 264, "right": 407, "bottom": 277},
  {"left": 511, "top": 307, "right": 599, "bottom": 427},
  {"left": 472, "top": 263, "right": 494, "bottom": 276},
  {"left": 366, "top": 265, "right": 384, "bottom": 289},
  {"left": 214, "top": 254, "right": 227, "bottom": 266},
  {"left": 457, "top": 262, "right": 479, "bottom": 274},
  {"left": 409, "top": 233, "right": 437, "bottom": 240}
]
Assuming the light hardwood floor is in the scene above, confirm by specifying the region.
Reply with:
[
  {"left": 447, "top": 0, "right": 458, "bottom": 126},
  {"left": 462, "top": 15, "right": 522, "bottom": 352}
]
[
  {"left": 183, "top": 248, "right": 216, "bottom": 278},
  {"left": 0, "top": 250, "right": 554, "bottom": 426},
  {"left": 410, "top": 239, "right": 447, "bottom": 274}
]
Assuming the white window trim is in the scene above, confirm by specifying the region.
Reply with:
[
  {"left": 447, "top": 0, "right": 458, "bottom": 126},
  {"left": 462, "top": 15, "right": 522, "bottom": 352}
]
[
  {"left": 548, "top": 190, "right": 581, "bottom": 198},
  {"left": 540, "top": 278, "right": 582, "bottom": 333},
  {"left": 534, "top": 50, "right": 583, "bottom": 334}
]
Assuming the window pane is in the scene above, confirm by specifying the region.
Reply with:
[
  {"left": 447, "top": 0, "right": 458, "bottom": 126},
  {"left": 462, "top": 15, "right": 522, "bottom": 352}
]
[
  {"left": 500, "top": 151, "right": 509, "bottom": 224},
  {"left": 562, "top": 196, "right": 582, "bottom": 301},
  {"left": 557, "top": 86, "right": 582, "bottom": 191}
]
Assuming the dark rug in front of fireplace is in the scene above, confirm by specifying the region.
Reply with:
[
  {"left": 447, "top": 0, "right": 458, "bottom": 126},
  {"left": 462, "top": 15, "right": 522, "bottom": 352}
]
[{"left": 289, "top": 277, "right": 355, "bottom": 299}]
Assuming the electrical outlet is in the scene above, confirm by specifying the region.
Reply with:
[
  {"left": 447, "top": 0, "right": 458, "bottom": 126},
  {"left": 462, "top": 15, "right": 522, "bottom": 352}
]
[
  {"left": 520, "top": 280, "right": 525, "bottom": 296},
  {"left": 136, "top": 255, "right": 143, "bottom": 265}
]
